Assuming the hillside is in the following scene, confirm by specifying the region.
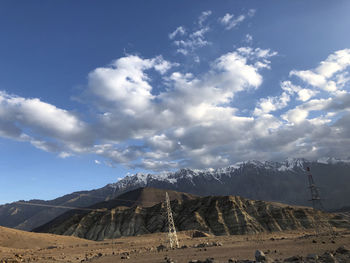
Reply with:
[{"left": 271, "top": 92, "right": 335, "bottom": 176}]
[
  {"left": 0, "top": 225, "right": 94, "bottom": 250},
  {"left": 34, "top": 188, "right": 350, "bottom": 241},
  {"left": 1, "top": 158, "right": 350, "bottom": 231}
]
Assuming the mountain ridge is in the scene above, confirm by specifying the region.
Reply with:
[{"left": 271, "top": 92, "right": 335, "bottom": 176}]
[
  {"left": 34, "top": 187, "right": 350, "bottom": 241},
  {"left": 1, "top": 158, "right": 349, "bottom": 231}
]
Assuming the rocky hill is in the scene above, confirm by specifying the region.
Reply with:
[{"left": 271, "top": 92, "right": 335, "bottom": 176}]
[
  {"left": 1, "top": 158, "right": 350, "bottom": 231},
  {"left": 34, "top": 188, "right": 350, "bottom": 241},
  {"left": 0, "top": 186, "right": 116, "bottom": 231}
]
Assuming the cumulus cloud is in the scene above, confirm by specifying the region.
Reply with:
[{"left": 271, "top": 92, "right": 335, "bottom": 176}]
[
  {"left": 290, "top": 49, "right": 350, "bottom": 92},
  {"left": 0, "top": 91, "right": 91, "bottom": 156},
  {"left": 1, "top": 10, "right": 349, "bottom": 172}
]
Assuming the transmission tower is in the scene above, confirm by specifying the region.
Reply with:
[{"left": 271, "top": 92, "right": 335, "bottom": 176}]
[
  {"left": 306, "top": 167, "right": 324, "bottom": 210},
  {"left": 306, "top": 166, "right": 330, "bottom": 236},
  {"left": 165, "top": 192, "right": 179, "bottom": 249}
]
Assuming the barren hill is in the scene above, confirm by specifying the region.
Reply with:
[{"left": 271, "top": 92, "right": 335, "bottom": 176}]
[
  {"left": 0, "top": 225, "right": 94, "bottom": 250},
  {"left": 34, "top": 188, "right": 350, "bottom": 241}
]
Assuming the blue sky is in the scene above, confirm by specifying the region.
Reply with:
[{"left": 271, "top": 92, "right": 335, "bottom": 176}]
[{"left": 1, "top": 0, "right": 350, "bottom": 204}]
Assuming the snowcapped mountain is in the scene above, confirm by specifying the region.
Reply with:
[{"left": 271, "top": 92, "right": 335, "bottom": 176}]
[
  {"left": 1, "top": 158, "right": 349, "bottom": 231},
  {"left": 107, "top": 158, "right": 308, "bottom": 190},
  {"left": 106, "top": 158, "right": 350, "bottom": 210}
]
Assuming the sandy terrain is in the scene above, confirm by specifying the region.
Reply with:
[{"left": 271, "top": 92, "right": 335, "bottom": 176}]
[{"left": 0, "top": 226, "right": 349, "bottom": 263}]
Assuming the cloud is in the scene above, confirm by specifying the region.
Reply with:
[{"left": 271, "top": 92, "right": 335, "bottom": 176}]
[
  {"left": 198, "top": 10, "right": 212, "bottom": 26},
  {"left": 254, "top": 91, "right": 290, "bottom": 116},
  {"left": 0, "top": 91, "right": 91, "bottom": 155},
  {"left": 0, "top": 44, "right": 287, "bottom": 170},
  {"left": 290, "top": 49, "right": 350, "bottom": 92},
  {"left": 173, "top": 27, "right": 210, "bottom": 55},
  {"left": 219, "top": 9, "right": 255, "bottom": 30},
  {"left": 244, "top": 34, "right": 253, "bottom": 44},
  {"left": 1, "top": 9, "right": 349, "bottom": 172},
  {"left": 169, "top": 26, "right": 186, "bottom": 40},
  {"left": 219, "top": 13, "right": 245, "bottom": 30},
  {"left": 247, "top": 9, "right": 256, "bottom": 17},
  {"left": 170, "top": 11, "right": 212, "bottom": 56}
]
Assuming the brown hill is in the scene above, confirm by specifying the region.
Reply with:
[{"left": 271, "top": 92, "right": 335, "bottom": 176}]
[
  {"left": 0, "top": 225, "right": 94, "bottom": 250},
  {"left": 33, "top": 187, "right": 197, "bottom": 239},
  {"left": 34, "top": 188, "right": 350, "bottom": 241}
]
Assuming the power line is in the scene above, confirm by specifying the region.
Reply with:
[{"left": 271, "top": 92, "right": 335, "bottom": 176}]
[{"left": 14, "top": 202, "right": 107, "bottom": 212}]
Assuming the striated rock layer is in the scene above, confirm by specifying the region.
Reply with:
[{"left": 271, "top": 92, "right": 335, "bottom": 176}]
[{"left": 34, "top": 190, "right": 350, "bottom": 241}]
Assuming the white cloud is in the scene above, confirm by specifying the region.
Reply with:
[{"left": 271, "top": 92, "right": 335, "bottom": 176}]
[
  {"left": 173, "top": 26, "right": 211, "bottom": 55},
  {"left": 219, "top": 13, "right": 245, "bottom": 30},
  {"left": 169, "top": 26, "right": 186, "bottom": 39},
  {"left": 0, "top": 91, "right": 90, "bottom": 155},
  {"left": 290, "top": 49, "right": 350, "bottom": 92},
  {"left": 1, "top": 8, "right": 350, "bottom": 175},
  {"left": 170, "top": 12, "right": 213, "bottom": 56},
  {"left": 297, "top": 88, "right": 318, "bottom": 102},
  {"left": 244, "top": 34, "right": 253, "bottom": 44},
  {"left": 0, "top": 91, "right": 86, "bottom": 139},
  {"left": 247, "top": 9, "right": 256, "bottom": 17},
  {"left": 254, "top": 92, "right": 290, "bottom": 116},
  {"left": 198, "top": 10, "right": 212, "bottom": 26},
  {"left": 219, "top": 9, "right": 255, "bottom": 30}
]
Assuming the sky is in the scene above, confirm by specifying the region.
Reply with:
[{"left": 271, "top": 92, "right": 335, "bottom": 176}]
[{"left": 1, "top": 0, "right": 350, "bottom": 203}]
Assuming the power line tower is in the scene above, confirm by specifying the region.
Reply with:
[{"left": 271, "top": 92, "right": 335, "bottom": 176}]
[
  {"left": 306, "top": 167, "right": 324, "bottom": 211},
  {"left": 306, "top": 166, "right": 333, "bottom": 236},
  {"left": 165, "top": 192, "right": 179, "bottom": 249}
]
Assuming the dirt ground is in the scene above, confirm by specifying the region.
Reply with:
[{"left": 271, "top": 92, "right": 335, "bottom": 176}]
[{"left": 1, "top": 227, "right": 349, "bottom": 263}]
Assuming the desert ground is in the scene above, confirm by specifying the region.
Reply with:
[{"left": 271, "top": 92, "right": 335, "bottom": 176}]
[{"left": 0, "top": 226, "right": 349, "bottom": 263}]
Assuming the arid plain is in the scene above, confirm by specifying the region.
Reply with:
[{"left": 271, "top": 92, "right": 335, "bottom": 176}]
[{"left": 1, "top": 226, "right": 350, "bottom": 263}]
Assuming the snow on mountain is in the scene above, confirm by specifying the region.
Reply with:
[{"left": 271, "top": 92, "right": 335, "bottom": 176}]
[{"left": 108, "top": 158, "right": 310, "bottom": 190}]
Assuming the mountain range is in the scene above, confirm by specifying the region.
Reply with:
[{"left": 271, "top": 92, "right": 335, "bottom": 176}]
[
  {"left": 33, "top": 187, "right": 350, "bottom": 241},
  {"left": 0, "top": 158, "right": 349, "bottom": 231}
]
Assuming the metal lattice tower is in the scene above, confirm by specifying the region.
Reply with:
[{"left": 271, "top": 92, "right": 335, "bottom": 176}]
[
  {"left": 306, "top": 167, "right": 324, "bottom": 211},
  {"left": 306, "top": 166, "right": 330, "bottom": 236},
  {"left": 165, "top": 192, "right": 179, "bottom": 249}
]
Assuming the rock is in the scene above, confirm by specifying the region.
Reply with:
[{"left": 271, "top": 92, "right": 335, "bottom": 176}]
[
  {"left": 312, "top": 240, "right": 317, "bottom": 243},
  {"left": 157, "top": 244, "right": 166, "bottom": 252},
  {"left": 192, "top": 230, "right": 211, "bottom": 238},
  {"left": 319, "top": 252, "right": 336, "bottom": 263},
  {"left": 255, "top": 250, "right": 266, "bottom": 262},
  {"left": 306, "top": 254, "right": 318, "bottom": 261},
  {"left": 283, "top": 255, "right": 302, "bottom": 262},
  {"left": 228, "top": 258, "right": 236, "bottom": 263},
  {"left": 336, "top": 245, "right": 349, "bottom": 254}
]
